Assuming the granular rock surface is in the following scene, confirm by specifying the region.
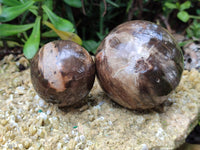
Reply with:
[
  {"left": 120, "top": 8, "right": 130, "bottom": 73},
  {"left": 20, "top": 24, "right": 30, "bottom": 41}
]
[{"left": 0, "top": 54, "right": 200, "bottom": 150}]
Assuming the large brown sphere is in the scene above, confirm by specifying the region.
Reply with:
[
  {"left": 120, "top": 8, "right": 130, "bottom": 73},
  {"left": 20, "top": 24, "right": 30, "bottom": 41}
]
[
  {"left": 31, "top": 40, "right": 95, "bottom": 108},
  {"left": 95, "top": 20, "right": 184, "bottom": 110}
]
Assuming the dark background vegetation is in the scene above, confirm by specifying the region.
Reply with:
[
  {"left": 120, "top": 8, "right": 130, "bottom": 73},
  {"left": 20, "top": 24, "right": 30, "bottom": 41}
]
[
  {"left": 64, "top": 0, "right": 200, "bottom": 54},
  {"left": 0, "top": 0, "right": 200, "bottom": 58}
]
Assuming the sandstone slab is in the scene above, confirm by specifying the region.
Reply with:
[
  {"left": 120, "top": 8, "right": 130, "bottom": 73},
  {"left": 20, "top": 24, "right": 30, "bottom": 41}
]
[{"left": 0, "top": 55, "right": 200, "bottom": 149}]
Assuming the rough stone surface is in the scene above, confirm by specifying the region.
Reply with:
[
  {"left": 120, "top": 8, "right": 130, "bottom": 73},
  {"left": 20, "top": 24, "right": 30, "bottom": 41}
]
[{"left": 0, "top": 55, "right": 200, "bottom": 150}]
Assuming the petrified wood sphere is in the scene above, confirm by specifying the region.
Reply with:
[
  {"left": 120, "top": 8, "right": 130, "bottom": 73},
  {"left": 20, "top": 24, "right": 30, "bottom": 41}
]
[
  {"left": 31, "top": 40, "right": 95, "bottom": 108},
  {"left": 95, "top": 20, "right": 184, "bottom": 110}
]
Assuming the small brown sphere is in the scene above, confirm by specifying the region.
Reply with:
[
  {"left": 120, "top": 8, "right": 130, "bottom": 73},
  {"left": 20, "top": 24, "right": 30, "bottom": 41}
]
[
  {"left": 31, "top": 40, "right": 95, "bottom": 108},
  {"left": 95, "top": 20, "right": 184, "bottom": 110}
]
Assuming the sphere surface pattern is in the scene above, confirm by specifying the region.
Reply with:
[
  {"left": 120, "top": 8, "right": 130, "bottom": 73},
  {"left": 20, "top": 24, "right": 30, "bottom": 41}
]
[
  {"left": 95, "top": 20, "right": 184, "bottom": 110},
  {"left": 31, "top": 40, "right": 95, "bottom": 107}
]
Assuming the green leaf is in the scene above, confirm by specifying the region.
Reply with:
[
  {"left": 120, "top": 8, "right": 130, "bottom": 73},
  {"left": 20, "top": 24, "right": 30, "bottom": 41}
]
[
  {"left": 164, "top": 2, "right": 177, "bottom": 9},
  {"left": 43, "top": 21, "right": 82, "bottom": 45},
  {"left": 63, "top": 0, "right": 82, "bottom": 8},
  {"left": 96, "top": 32, "right": 106, "bottom": 41},
  {"left": 106, "top": 0, "right": 119, "bottom": 8},
  {"left": 0, "top": 40, "right": 22, "bottom": 47},
  {"left": 42, "top": 30, "right": 58, "bottom": 38},
  {"left": 42, "top": 5, "right": 74, "bottom": 32},
  {"left": 196, "top": 9, "right": 200, "bottom": 15},
  {"left": 0, "top": 0, "right": 21, "bottom": 6},
  {"left": 180, "top": 1, "right": 191, "bottom": 11},
  {"left": 0, "top": 0, "right": 34, "bottom": 22},
  {"left": 82, "top": 40, "right": 100, "bottom": 54},
  {"left": 0, "top": 5, "right": 2, "bottom": 15},
  {"left": 178, "top": 40, "right": 193, "bottom": 47},
  {"left": 42, "top": 0, "right": 53, "bottom": 21},
  {"left": 176, "top": 2, "right": 180, "bottom": 9},
  {"left": 0, "top": 23, "right": 34, "bottom": 37},
  {"left": 29, "top": 5, "right": 38, "bottom": 16},
  {"left": 186, "top": 20, "right": 200, "bottom": 38},
  {"left": 126, "top": 0, "right": 133, "bottom": 12},
  {"left": 44, "top": 0, "right": 53, "bottom": 10},
  {"left": 23, "top": 17, "right": 41, "bottom": 59},
  {"left": 177, "top": 11, "right": 190, "bottom": 22}
]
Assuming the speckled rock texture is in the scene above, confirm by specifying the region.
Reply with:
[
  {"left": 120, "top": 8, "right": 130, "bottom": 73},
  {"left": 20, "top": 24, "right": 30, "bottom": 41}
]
[{"left": 0, "top": 54, "right": 200, "bottom": 150}]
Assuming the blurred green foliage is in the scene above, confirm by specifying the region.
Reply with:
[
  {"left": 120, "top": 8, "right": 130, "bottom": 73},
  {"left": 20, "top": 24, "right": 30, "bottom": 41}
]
[
  {"left": 0, "top": 0, "right": 200, "bottom": 58},
  {"left": 0, "top": 0, "right": 82, "bottom": 59}
]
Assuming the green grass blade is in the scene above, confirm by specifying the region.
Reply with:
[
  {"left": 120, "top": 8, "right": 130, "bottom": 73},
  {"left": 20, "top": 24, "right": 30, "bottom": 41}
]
[
  {"left": 42, "top": 30, "right": 58, "bottom": 38},
  {"left": 63, "top": 0, "right": 82, "bottom": 8},
  {"left": 106, "top": 0, "right": 119, "bottom": 8},
  {"left": 0, "top": 0, "right": 35, "bottom": 22},
  {"left": 42, "top": 4, "right": 74, "bottom": 32},
  {"left": 0, "top": 0, "right": 21, "bottom": 6},
  {"left": 23, "top": 16, "right": 41, "bottom": 59},
  {"left": 82, "top": 40, "right": 100, "bottom": 54},
  {"left": 0, "top": 23, "right": 34, "bottom": 37}
]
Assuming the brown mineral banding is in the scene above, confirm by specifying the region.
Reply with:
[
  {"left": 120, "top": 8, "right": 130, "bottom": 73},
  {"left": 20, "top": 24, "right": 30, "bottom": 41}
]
[
  {"left": 31, "top": 40, "right": 95, "bottom": 108},
  {"left": 95, "top": 20, "right": 184, "bottom": 110}
]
